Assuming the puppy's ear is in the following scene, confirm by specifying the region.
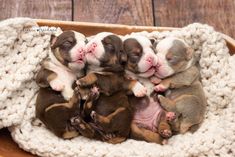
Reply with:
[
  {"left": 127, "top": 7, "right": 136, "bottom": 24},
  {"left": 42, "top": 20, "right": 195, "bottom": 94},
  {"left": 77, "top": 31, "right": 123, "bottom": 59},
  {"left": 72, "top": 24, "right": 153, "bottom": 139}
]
[
  {"left": 186, "top": 47, "right": 193, "bottom": 61},
  {"left": 50, "top": 34, "right": 57, "bottom": 49}
]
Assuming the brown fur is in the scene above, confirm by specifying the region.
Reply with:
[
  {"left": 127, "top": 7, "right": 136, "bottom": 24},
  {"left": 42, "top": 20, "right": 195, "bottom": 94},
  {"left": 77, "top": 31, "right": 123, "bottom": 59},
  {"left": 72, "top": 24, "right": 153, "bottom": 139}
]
[
  {"left": 35, "top": 88, "right": 81, "bottom": 139},
  {"left": 72, "top": 35, "right": 140, "bottom": 143}
]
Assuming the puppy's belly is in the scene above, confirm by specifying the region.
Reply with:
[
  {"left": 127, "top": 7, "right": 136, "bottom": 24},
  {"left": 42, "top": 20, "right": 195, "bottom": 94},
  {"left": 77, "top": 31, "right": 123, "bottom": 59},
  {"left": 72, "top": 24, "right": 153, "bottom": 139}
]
[{"left": 133, "top": 97, "right": 163, "bottom": 132}]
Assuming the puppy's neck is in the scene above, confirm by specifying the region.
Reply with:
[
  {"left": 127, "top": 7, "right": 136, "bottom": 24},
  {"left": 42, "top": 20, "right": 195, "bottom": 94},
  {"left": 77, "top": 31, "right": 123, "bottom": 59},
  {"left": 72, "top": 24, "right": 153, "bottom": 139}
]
[
  {"left": 49, "top": 50, "right": 71, "bottom": 71},
  {"left": 184, "top": 56, "right": 196, "bottom": 71}
]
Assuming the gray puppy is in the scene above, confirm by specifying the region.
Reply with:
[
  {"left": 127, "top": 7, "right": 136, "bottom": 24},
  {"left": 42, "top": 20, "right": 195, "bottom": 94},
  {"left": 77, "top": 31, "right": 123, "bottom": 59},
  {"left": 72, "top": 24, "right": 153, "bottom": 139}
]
[{"left": 154, "top": 37, "right": 207, "bottom": 134}]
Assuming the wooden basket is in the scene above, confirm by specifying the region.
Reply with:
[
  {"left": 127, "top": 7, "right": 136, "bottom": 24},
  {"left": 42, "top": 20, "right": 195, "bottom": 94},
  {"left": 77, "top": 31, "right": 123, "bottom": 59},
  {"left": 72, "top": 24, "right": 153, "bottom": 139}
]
[{"left": 0, "top": 19, "right": 234, "bottom": 157}]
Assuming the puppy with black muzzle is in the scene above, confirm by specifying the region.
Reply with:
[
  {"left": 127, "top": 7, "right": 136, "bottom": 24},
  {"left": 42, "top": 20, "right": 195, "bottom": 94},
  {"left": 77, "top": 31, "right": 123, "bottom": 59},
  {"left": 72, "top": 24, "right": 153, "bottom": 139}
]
[
  {"left": 123, "top": 35, "right": 175, "bottom": 144},
  {"left": 153, "top": 37, "right": 207, "bottom": 134},
  {"left": 73, "top": 32, "right": 147, "bottom": 144},
  {"left": 35, "top": 31, "right": 87, "bottom": 139}
]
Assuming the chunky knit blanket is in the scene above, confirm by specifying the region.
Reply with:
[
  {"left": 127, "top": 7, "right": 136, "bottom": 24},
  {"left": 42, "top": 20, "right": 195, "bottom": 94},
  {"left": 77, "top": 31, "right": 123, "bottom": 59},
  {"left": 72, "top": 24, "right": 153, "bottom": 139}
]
[{"left": 0, "top": 18, "right": 234, "bottom": 157}]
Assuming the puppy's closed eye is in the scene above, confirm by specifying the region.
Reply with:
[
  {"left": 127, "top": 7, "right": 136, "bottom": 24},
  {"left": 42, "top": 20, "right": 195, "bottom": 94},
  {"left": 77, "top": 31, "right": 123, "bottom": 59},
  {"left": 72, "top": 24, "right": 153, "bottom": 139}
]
[
  {"left": 166, "top": 53, "right": 179, "bottom": 65},
  {"left": 62, "top": 41, "right": 72, "bottom": 48},
  {"left": 105, "top": 43, "right": 115, "bottom": 52}
]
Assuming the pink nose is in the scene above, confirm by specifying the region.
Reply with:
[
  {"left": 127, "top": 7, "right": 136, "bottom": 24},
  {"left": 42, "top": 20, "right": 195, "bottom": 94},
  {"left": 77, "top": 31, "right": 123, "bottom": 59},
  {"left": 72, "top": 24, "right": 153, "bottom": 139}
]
[
  {"left": 146, "top": 57, "right": 154, "bottom": 64},
  {"left": 76, "top": 49, "right": 85, "bottom": 58}
]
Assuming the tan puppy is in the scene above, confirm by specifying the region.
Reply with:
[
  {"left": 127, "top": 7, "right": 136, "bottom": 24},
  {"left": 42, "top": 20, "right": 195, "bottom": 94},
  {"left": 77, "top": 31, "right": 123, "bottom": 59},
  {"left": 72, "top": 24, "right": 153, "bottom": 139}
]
[{"left": 154, "top": 37, "right": 207, "bottom": 133}]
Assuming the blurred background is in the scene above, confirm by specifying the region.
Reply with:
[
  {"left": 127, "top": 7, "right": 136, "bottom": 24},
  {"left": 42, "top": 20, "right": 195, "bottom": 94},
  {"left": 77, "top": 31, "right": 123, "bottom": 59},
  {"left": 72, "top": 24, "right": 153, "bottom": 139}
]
[{"left": 0, "top": 0, "right": 235, "bottom": 38}]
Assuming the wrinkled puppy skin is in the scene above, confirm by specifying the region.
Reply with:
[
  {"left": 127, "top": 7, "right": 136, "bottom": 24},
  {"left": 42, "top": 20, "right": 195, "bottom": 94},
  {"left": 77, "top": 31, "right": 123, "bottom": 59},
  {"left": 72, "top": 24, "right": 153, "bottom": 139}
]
[
  {"left": 123, "top": 35, "right": 173, "bottom": 144},
  {"left": 75, "top": 33, "right": 147, "bottom": 144},
  {"left": 35, "top": 31, "right": 87, "bottom": 139},
  {"left": 154, "top": 37, "right": 207, "bottom": 134}
]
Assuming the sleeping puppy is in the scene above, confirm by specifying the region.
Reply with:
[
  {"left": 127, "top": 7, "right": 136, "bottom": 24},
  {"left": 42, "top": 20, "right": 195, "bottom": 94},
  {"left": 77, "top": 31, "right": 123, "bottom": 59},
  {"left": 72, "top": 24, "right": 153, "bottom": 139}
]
[
  {"left": 36, "top": 30, "right": 86, "bottom": 100},
  {"left": 154, "top": 37, "right": 207, "bottom": 134},
  {"left": 123, "top": 35, "right": 174, "bottom": 144},
  {"left": 35, "top": 31, "right": 87, "bottom": 139},
  {"left": 73, "top": 32, "right": 147, "bottom": 144}
]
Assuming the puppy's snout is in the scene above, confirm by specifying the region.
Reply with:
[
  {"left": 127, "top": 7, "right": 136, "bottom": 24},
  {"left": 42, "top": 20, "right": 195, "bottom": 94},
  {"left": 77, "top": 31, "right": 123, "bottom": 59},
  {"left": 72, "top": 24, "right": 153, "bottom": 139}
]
[{"left": 146, "top": 57, "right": 154, "bottom": 64}]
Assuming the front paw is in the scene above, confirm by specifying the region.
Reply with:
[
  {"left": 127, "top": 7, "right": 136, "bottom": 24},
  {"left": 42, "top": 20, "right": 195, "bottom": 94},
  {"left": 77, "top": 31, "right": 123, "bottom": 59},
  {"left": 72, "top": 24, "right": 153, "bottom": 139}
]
[
  {"left": 150, "top": 76, "right": 162, "bottom": 84},
  {"left": 166, "top": 112, "right": 176, "bottom": 122},
  {"left": 90, "top": 111, "right": 97, "bottom": 122},
  {"left": 61, "top": 88, "right": 74, "bottom": 100},
  {"left": 132, "top": 82, "right": 147, "bottom": 97},
  {"left": 90, "top": 86, "right": 100, "bottom": 99},
  {"left": 159, "top": 129, "right": 172, "bottom": 138},
  {"left": 154, "top": 84, "right": 167, "bottom": 92},
  {"left": 50, "top": 80, "right": 64, "bottom": 91}
]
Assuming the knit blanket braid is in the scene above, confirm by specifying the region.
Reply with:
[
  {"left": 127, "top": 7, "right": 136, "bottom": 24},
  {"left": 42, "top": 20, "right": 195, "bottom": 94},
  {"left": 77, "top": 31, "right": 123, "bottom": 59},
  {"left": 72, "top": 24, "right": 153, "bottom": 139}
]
[{"left": 0, "top": 18, "right": 234, "bottom": 157}]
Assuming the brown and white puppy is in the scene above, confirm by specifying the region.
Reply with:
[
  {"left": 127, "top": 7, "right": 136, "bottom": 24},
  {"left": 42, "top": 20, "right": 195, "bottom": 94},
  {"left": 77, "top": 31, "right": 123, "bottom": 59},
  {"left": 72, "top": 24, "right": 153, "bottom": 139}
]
[
  {"left": 123, "top": 35, "right": 174, "bottom": 144},
  {"left": 35, "top": 31, "right": 87, "bottom": 139},
  {"left": 73, "top": 33, "right": 147, "bottom": 144},
  {"left": 36, "top": 30, "right": 87, "bottom": 100},
  {"left": 154, "top": 37, "right": 207, "bottom": 134}
]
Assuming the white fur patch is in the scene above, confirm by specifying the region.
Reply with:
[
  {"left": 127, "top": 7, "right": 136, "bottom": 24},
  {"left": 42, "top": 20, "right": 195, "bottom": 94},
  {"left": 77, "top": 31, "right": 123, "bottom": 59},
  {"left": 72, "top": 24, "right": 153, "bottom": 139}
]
[
  {"left": 70, "top": 31, "right": 86, "bottom": 61},
  {"left": 132, "top": 81, "right": 147, "bottom": 97}
]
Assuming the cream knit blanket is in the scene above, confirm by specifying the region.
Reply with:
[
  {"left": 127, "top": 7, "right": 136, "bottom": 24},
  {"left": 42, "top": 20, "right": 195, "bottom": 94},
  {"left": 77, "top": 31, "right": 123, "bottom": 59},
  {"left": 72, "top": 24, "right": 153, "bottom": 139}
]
[{"left": 0, "top": 18, "right": 234, "bottom": 157}]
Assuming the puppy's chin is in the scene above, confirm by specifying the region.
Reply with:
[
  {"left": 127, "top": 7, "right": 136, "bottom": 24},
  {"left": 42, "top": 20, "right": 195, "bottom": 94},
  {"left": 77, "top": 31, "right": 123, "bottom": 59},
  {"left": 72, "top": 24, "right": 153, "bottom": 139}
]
[
  {"left": 68, "top": 62, "right": 85, "bottom": 72},
  {"left": 138, "top": 67, "right": 155, "bottom": 78}
]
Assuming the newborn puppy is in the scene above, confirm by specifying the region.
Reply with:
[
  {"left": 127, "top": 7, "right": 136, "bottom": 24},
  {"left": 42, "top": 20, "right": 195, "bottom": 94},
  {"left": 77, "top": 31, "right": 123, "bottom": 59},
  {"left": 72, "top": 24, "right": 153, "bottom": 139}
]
[
  {"left": 123, "top": 35, "right": 174, "bottom": 144},
  {"left": 154, "top": 37, "right": 207, "bottom": 133},
  {"left": 74, "top": 33, "right": 146, "bottom": 144},
  {"left": 35, "top": 31, "right": 87, "bottom": 139},
  {"left": 36, "top": 30, "right": 86, "bottom": 100}
]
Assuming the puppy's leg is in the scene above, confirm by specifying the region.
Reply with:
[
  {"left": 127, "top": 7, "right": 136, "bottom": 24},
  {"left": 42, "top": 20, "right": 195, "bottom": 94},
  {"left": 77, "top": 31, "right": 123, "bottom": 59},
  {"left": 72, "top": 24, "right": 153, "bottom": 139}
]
[
  {"left": 124, "top": 79, "right": 147, "bottom": 97},
  {"left": 45, "top": 93, "right": 79, "bottom": 112},
  {"left": 169, "top": 95, "right": 201, "bottom": 133},
  {"left": 103, "top": 135, "right": 126, "bottom": 144},
  {"left": 158, "top": 112, "right": 172, "bottom": 138},
  {"left": 130, "top": 123, "right": 163, "bottom": 144},
  {"left": 62, "top": 130, "right": 79, "bottom": 139},
  {"left": 158, "top": 95, "right": 177, "bottom": 111},
  {"left": 90, "top": 107, "right": 126, "bottom": 128},
  {"left": 70, "top": 116, "right": 95, "bottom": 138},
  {"left": 77, "top": 73, "right": 98, "bottom": 87},
  {"left": 154, "top": 79, "right": 170, "bottom": 92},
  {"left": 36, "top": 68, "right": 57, "bottom": 88}
]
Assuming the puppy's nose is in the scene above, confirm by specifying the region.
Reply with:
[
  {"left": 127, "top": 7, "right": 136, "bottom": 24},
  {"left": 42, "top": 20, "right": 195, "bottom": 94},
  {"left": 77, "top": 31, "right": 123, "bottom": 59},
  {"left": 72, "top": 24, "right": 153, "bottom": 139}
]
[{"left": 146, "top": 57, "right": 154, "bottom": 64}]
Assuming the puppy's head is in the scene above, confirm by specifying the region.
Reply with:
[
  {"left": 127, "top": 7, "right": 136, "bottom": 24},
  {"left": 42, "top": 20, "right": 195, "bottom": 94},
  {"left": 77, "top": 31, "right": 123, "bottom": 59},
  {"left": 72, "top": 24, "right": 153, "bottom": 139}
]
[
  {"left": 85, "top": 32, "right": 127, "bottom": 71},
  {"left": 50, "top": 30, "right": 87, "bottom": 72},
  {"left": 155, "top": 37, "right": 194, "bottom": 78},
  {"left": 123, "top": 35, "right": 158, "bottom": 78}
]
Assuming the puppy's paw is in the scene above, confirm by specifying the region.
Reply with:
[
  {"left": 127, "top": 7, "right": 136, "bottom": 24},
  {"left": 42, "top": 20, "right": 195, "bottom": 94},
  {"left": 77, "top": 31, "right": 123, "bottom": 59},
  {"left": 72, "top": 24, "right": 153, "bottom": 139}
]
[
  {"left": 132, "top": 82, "right": 147, "bottom": 97},
  {"left": 70, "top": 116, "right": 81, "bottom": 125},
  {"left": 150, "top": 76, "right": 162, "bottom": 84},
  {"left": 159, "top": 129, "right": 172, "bottom": 138},
  {"left": 90, "top": 86, "right": 100, "bottom": 99},
  {"left": 154, "top": 84, "right": 167, "bottom": 92},
  {"left": 90, "top": 111, "right": 97, "bottom": 122},
  {"left": 166, "top": 112, "right": 176, "bottom": 122},
  {"left": 62, "top": 88, "right": 74, "bottom": 100},
  {"left": 50, "top": 79, "right": 64, "bottom": 91}
]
